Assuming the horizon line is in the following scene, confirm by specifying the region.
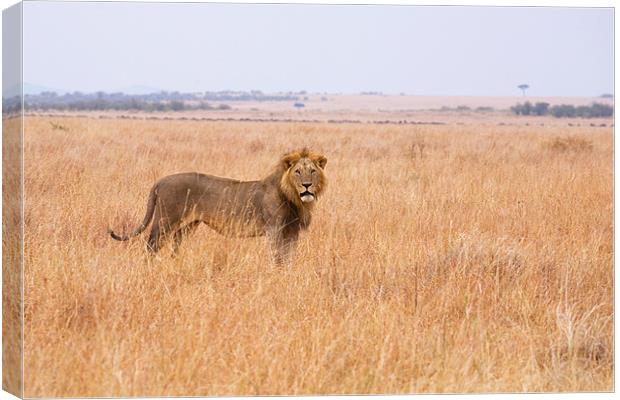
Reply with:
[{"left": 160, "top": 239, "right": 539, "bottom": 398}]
[{"left": 8, "top": 83, "right": 615, "bottom": 99}]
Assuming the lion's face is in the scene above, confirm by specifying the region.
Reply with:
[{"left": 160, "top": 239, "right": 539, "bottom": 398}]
[
  {"left": 280, "top": 150, "right": 327, "bottom": 206},
  {"left": 290, "top": 158, "right": 324, "bottom": 203}
]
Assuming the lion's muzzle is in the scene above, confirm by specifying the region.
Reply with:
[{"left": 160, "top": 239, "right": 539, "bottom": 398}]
[{"left": 300, "top": 190, "right": 315, "bottom": 203}]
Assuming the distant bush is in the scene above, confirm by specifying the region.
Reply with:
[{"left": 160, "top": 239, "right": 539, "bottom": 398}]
[
  {"left": 195, "top": 101, "right": 213, "bottom": 110},
  {"left": 511, "top": 102, "right": 531, "bottom": 115},
  {"left": 511, "top": 101, "right": 549, "bottom": 116},
  {"left": 512, "top": 102, "right": 612, "bottom": 118},
  {"left": 169, "top": 100, "right": 185, "bottom": 111},
  {"left": 588, "top": 102, "right": 614, "bottom": 117},
  {"left": 532, "top": 102, "right": 549, "bottom": 116},
  {"left": 2, "top": 95, "right": 21, "bottom": 114},
  {"left": 549, "top": 103, "right": 613, "bottom": 118},
  {"left": 548, "top": 104, "right": 576, "bottom": 118},
  {"left": 22, "top": 90, "right": 293, "bottom": 112},
  {"left": 437, "top": 105, "right": 485, "bottom": 112}
]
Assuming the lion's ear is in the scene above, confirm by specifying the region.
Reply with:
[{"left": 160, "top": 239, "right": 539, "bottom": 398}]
[
  {"left": 316, "top": 155, "right": 327, "bottom": 169},
  {"left": 281, "top": 154, "right": 298, "bottom": 169}
]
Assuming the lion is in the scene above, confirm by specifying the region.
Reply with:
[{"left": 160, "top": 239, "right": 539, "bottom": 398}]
[{"left": 108, "top": 148, "right": 327, "bottom": 265}]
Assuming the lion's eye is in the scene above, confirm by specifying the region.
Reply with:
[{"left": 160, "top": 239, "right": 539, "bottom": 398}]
[
  {"left": 295, "top": 170, "right": 301, "bottom": 175},
  {"left": 311, "top": 169, "right": 316, "bottom": 174}
]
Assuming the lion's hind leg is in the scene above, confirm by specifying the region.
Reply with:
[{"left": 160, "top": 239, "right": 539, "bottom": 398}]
[
  {"left": 146, "top": 211, "right": 179, "bottom": 253},
  {"left": 146, "top": 224, "right": 163, "bottom": 253},
  {"left": 172, "top": 221, "right": 202, "bottom": 252}
]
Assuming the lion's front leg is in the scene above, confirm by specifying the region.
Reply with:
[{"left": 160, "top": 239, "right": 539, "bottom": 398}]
[{"left": 267, "top": 229, "right": 298, "bottom": 268}]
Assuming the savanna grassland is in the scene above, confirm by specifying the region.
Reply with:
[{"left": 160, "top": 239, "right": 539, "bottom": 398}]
[{"left": 21, "top": 113, "right": 612, "bottom": 396}]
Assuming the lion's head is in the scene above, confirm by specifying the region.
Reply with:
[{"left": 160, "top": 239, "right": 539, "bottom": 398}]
[{"left": 279, "top": 148, "right": 327, "bottom": 207}]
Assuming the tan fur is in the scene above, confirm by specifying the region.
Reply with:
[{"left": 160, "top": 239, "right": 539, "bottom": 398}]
[{"left": 109, "top": 148, "right": 327, "bottom": 265}]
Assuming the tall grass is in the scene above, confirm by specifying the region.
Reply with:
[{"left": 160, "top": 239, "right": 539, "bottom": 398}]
[{"left": 22, "top": 116, "right": 612, "bottom": 396}]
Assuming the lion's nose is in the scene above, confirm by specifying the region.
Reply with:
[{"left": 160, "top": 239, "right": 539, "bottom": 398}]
[{"left": 302, "top": 183, "right": 312, "bottom": 189}]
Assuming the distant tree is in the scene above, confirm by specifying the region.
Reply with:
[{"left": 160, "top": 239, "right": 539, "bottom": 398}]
[
  {"left": 540, "top": 103, "right": 613, "bottom": 118},
  {"left": 128, "top": 98, "right": 140, "bottom": 110},
  {"left": 511, "top": 101, "right": 548, "bottom": 116},
  {"left": 575, "top": 105, "right": 591, "bottom": 117},
  {"left": 511, "top": 101, "right": 533, "bottom": 115},
  {"left": 196, "top": 101, "right": 212, "bottom": 110},
  {"left": 532, "top": 102, "right": 549, "bottom": 116},
  {"left": 589, "top": 102, "right": 613, "bottom": 117},
  {"left": 170, "top": 100, "right": 185, "bottom": 111},
  {"left": 550, "top": 104, "right": 576, "bottom": 118},
  {"left": 517, "top": 84, "right": 529, "bottom": 96},
  {"left": 21, "top": 90, "right": 307, "bottom": 112},
  {"left": 154, "top": 102, "right": 167, "bottom": 112}
]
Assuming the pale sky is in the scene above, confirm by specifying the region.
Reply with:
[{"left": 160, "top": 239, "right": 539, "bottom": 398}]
[{"left": 21, "top": 1, "right": 614, "bottom": 96}]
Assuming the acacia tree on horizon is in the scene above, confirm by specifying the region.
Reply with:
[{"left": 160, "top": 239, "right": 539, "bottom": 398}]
[{"left": 518, "top": 84, "right": 530, "bottom": 96}]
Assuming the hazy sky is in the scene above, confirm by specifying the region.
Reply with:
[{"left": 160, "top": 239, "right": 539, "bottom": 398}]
[{"left": 22, "top": 2, "right": 613, "bottom": 96}]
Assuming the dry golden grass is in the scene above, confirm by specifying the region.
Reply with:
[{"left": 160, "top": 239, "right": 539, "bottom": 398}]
[
  {"left": 21, "top": 115, "right": 612, "bottom": 396},
  {"left": 3, "top": 116, "right": 23, "bottom": 396}
]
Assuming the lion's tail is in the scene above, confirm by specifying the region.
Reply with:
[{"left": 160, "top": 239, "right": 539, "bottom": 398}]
[{"left": 108, "top": 185, "right": 158, "bottom": 241}]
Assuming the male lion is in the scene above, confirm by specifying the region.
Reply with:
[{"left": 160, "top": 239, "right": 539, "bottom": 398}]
[{"left": 109, "top": 148, "right": 327, "bottom": 265}]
